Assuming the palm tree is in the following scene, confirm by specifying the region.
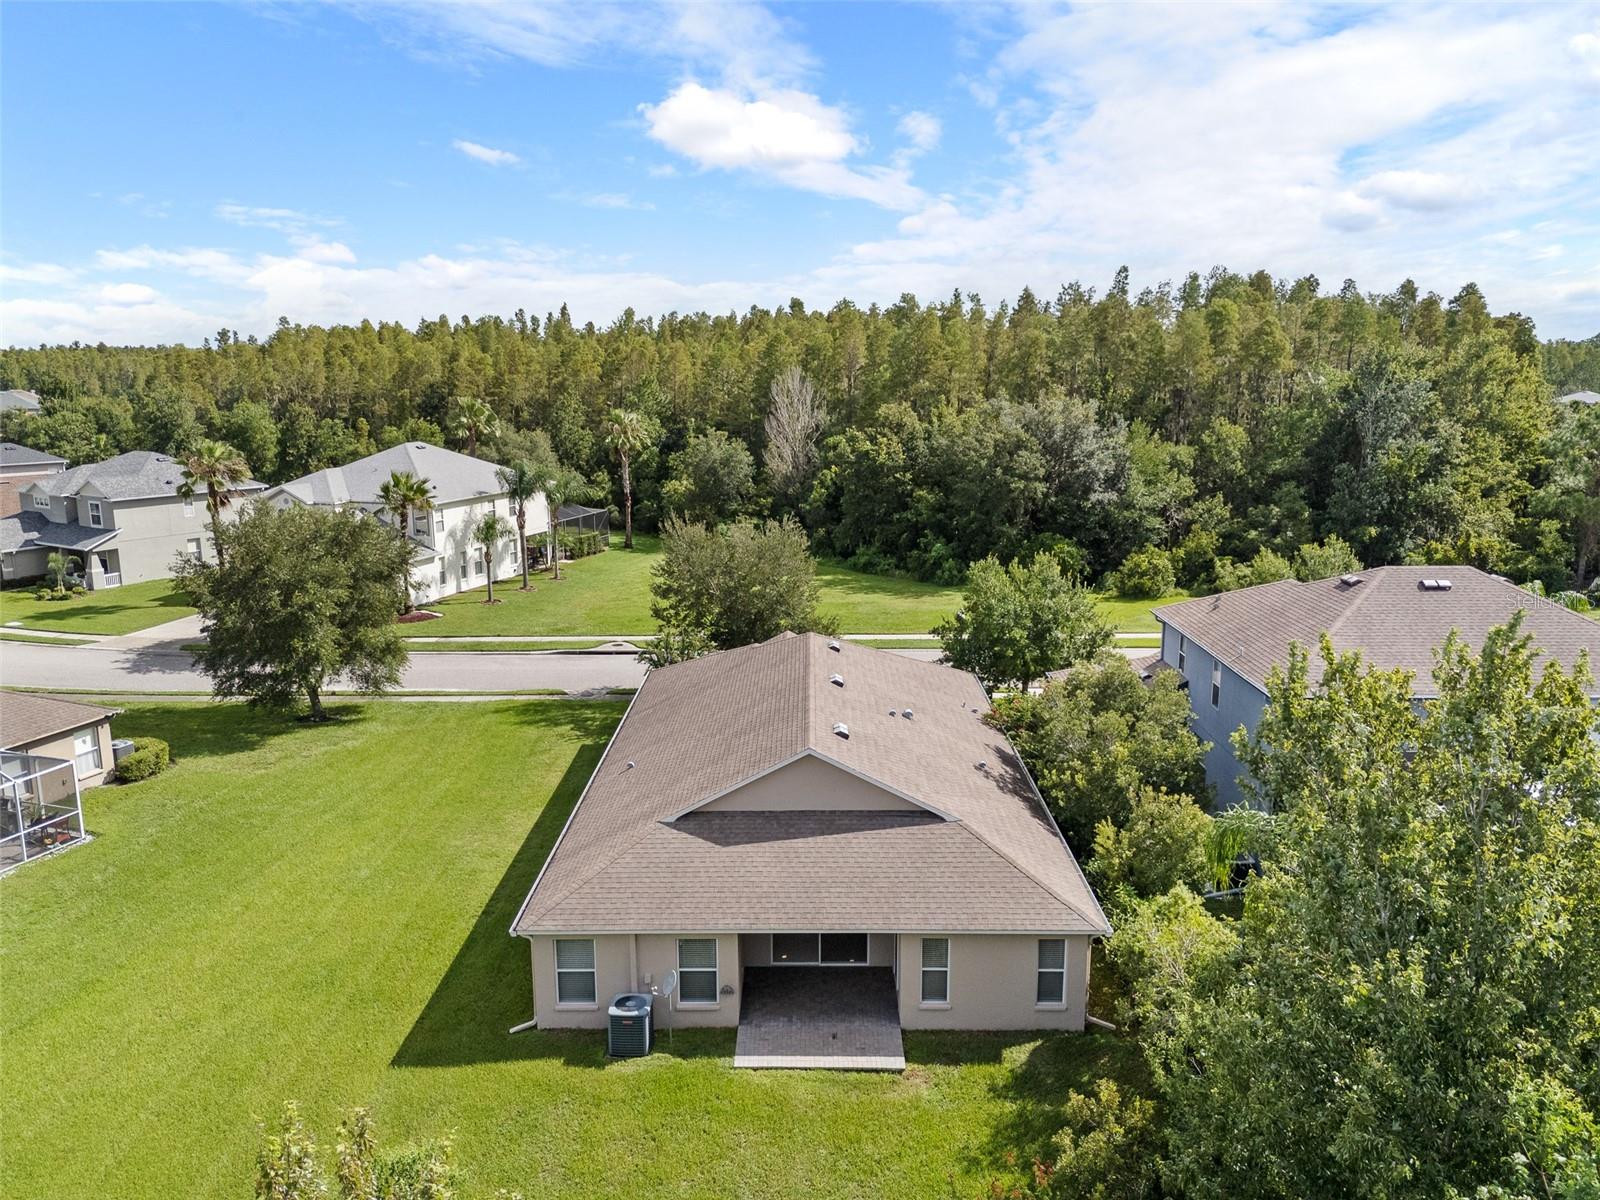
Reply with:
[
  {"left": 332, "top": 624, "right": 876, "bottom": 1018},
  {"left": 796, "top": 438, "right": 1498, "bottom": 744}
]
[
  {"left": 178, "top": 439, "right": 251, "bottom": 567},
  {"left": 376, "top": 470, "right": 435, "bottom": 613},
  {"left": 471, "top": 511, "right": 512, "bottom": 603},
  {"left": 539, "top": 464, "right": 601, "bottom": 581},
  {"left": 495, "top": 459, "right": 541, "bottom": 591},
  {"left": 452, "top": 397, "right": 499, "bottom": 458},
  {"left": 602, "top": 407, "right": 647, "bottom": 549},
  {"left": 45, "top": 551, "right": 79, "bottom": 596}
]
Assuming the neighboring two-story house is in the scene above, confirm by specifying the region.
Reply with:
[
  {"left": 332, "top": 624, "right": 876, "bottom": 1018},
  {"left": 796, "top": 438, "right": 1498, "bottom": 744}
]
[
  {"left": 1, "top": 451, "right": 265, "bottom": 589},
  {"left": 1154, "top": 565, "right": 1600, "bottom": 808},
  {"left": 266, "top": 442, "right": 545, "bottom": 605},
  {"left": 0, "top": 442, "right": 68, "bottom": 517}
]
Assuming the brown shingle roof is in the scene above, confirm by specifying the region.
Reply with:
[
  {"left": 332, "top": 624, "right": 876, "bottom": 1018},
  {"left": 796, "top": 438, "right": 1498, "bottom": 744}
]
[
  {"left": 1155, "top": 565, "right": 1600, "bottom": 696},
  {"left": 0, "top": 692, "right": 118, "bottom": 750},
  {"left": 513, "top": 634, "right": 1108, "bottom": 936}
]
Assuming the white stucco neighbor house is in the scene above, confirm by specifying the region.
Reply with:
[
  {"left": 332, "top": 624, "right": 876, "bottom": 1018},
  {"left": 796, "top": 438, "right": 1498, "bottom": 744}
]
[
  {"left": 1, "top": 451, "right": 266, "bottom": 589},
  {"left": 265, "top": 442, "right": 547, "bottom": 606}
]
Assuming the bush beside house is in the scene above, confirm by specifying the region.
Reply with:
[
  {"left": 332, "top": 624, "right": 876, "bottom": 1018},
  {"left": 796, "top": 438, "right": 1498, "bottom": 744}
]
[{"left": 116, "top": 737, "right": 170, "bottom": 782}]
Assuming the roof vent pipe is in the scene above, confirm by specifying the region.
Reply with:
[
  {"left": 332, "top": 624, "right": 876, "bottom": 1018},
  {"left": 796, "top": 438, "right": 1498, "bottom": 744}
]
[
  {"left": 902, "top": 708, "right": 914, "bottom": 719},
  {"left": 976, "top": 760, "right": 988, "bottom": 771},
  {"left": 827, "top": 640, "right": 841, "bottom": 651},
  {"left": 833, "top": 722, "right": 850, "bottom": 739},
  {"left": 829, "top": 673, "right": 844, "bottom": 687}
]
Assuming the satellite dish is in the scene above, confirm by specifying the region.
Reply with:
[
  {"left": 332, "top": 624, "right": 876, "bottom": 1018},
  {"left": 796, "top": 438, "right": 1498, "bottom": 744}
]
[{"left": 657, "top": 969, "right": 678, "bottom": 998}]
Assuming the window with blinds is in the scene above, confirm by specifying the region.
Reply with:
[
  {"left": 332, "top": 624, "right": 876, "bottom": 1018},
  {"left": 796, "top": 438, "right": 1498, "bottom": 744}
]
[
  {"left": 73, "top": 731, "right": 103, "bottom": 777},
  {"left": 1036, "top": 938, "right": 1066, "bottom": 1005},
  {"left": 554, "top": 938, "right": 596, "bottom": 1004},
  {"left": 678, "top": 938, "right": 718, "bottom": 1003},
  {"left": 920, "top": 937, "right": 949, "bottom": 1004}
]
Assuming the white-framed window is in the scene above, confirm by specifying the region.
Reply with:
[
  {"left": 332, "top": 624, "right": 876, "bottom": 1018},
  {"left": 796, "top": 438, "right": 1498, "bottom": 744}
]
[
  {"left": 438, "top": 558, "right": 447, "bottom": 586},
  {"left": 32, "top": 493, "right": 50, "bottom": 509},
  {"left": 182, "top": 495, "right": 195, "bottom": 517},
  {"left": 1036, "top": 939, "right": 1067, "bottom": 1006},
  {"left": 677, "top": 938, "right": 719, "bottom": 1004},
  {"left": 86, "top": 500, "right": 103, "bottom": 526},
  {"left": 458, "top": 552, "right": 468, "bottom": 582},
  {"left": 920, "top": 937, "right": 949, "bottom": 1005},
  {"left": 73, "top": 730, "right": 103, "bottom": 777},
  {"left": 1210, "top": 661, "right": 1221, "bottom": 708},
  {"left": 185, "top": 537, "right": 203, "bottom": 560},
  {"left": 434, "top": 511, "right": 445, "bottom": 533},
  {"left": 554, "top": 938, "right": 597, "bottom": 1005},
  {"left": 474, "top": 554, "right": 485, "bottom": 577},
  {"left": 1177, "top": 634, "right": 1186, "bottom": 672},
  {"left": 412, "top": 511, "right": 428, "bottom": 536}
]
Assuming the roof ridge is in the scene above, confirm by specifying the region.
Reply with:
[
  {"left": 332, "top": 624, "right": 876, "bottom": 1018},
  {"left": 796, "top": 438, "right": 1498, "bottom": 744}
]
[
  {"left": 950, "top": 815, "right": 1103, "bottom": 931},
  {"left": 1322, "top": 571, "right": 1379, "bottom": 638},
  {"left": 945, "top": 821, "right": 1103, "bottom": 930}
]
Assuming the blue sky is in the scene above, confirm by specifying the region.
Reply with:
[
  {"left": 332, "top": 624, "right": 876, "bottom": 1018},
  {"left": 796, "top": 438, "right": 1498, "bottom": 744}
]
[{"left": 2, "top": 1, "right": 1597, "bottom": 345}]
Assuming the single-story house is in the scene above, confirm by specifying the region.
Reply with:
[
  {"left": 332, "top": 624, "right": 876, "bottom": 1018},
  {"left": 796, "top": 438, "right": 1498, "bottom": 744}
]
[
  {"left": 1154, "top": 565, "right": 1600, "bottom": 808},
  {"left": 0, "top": 441, "right": 68, "bottom": 517},
  {"left": 1, "top": 693, "right": 120, "bottom": 873},
  {"left": 511, "top": 632, "right": 1110, "bottom": 1050},
  {"left": 2, "top": 451, "right": 265, "bottom": 588},
  {"left": 266, "top": 442, "right": 546, "bottom": 605}
]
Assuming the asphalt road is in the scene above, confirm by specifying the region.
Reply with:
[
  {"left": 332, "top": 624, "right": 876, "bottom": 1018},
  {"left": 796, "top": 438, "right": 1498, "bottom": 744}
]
[{"left": 0, "top": 640, "right": 652, "bottom": 694}]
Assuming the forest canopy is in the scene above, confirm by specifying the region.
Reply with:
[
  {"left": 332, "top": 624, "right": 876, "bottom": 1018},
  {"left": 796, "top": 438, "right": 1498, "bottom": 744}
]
[{"left": 4, "top": 267, "right": 1597, "bottom": 592}]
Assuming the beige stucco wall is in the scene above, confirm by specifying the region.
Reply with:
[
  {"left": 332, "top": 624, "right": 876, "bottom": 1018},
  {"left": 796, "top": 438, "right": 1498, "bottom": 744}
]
[
  {"left": 896, "top": 933, "right": 1091, "bottom": 1031},
  {"left": 528, "top": 932, "right": 742, "bottom": 1029},
  {"left": 699, "top": 753, "right": 922, "bottom": 813},
  {"left": 91, "top": 493, "right": 229, "bottom": 585},
  {"left": 10, "top": 718, "right": 115, "bottom": 789}
]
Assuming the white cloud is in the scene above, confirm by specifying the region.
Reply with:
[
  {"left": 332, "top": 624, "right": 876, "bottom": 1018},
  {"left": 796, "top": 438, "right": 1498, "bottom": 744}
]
[
  {"left": 98, "top": 282, "right": 159, "bottom": 304},
  {"left": 452, "top": 139, "right": 521, "bottom": 166},
  {"left": 582, "top": 192, "right": 654, "bottom": 211},
  {"left": 1357, "top": 170, "right": 1470, "bottom": 212},
  {"left": 216, "top": 203, "right": 340, "bottom": 234},
  {"left": 641, "top": 82, "right": 923, "bottom": 210},
  {"left": 647, "top": 163, "right": 679, "bottom": 178},
  {"left": 897, "top": 111, "right": 942, "bottom": 153}
]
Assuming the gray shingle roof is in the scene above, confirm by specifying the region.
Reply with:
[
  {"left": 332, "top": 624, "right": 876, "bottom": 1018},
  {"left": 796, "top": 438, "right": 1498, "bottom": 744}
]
[
  {"left": 0, "top": 511, "right": 116, "bottom": 554},
  {"left": 0, "top": 390, "right": 41, "bottom": 413},
  {"left": 1155, "top": 565, "right": 1600, "bottom": 697},
  {"left": 33, "top": 451, "right": 265, "bottom": 502},
  {"left": 513, "top": 633, "right": 1109, "bottom": 937},
  {"left": 0, "top": 692, "right": 118, "bottom": 750},
  {"left": 272, "top": 442, "right": 507, "bottom": 508},
  {"left": 1557, "top": 390, "right": 1600, "bottom": 405},
  {"left": 0, "top": 442, "right": 67, "bottom": 470}
]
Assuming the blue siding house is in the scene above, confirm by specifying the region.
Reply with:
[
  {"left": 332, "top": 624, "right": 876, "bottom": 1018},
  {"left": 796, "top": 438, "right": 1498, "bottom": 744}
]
[{"left": 1153, "top": 566, "right": 1600, "bottom": 810}]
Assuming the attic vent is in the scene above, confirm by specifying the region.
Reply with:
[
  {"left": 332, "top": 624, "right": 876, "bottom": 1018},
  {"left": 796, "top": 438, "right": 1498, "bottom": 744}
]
[
  {"left": 832, "top": 722, "right": 850, "bottom": 739},
  {"left": 888, "top": 708, "right": 898, "bottom": 717},
  {"left": 902, "top": 708, "right": 914, "bottom": 720},
  {"left": 1339, "top": 573, "right": 1362, "bottom": 586},
  {"left": 976, "top": 759, "right": 988, "bottom": 771},
  {"left": 829, "top": 673, "right": 844, "bottom": 687},
  {"left": 1419, "top": 578, "right": 1454, "bottom": 592},
  {"left": 827, "top": 640, "right": 841, "bottom": 651}
]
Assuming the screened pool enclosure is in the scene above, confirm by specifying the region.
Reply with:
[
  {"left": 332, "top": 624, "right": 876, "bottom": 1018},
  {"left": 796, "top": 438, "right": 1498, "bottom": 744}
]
[{"left": 0, "top": 751, "right": 85, "bottom": 874}]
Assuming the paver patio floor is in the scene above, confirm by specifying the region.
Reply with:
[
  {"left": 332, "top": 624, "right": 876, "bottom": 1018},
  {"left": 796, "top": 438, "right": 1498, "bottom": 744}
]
[{"left": 733, "top": 966, "right": 905, "bottom": 1071}]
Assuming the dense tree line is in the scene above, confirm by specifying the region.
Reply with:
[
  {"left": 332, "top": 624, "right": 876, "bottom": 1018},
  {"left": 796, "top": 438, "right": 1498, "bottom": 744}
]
[{"left": 3, "top": 268, "right": 1596, "bottom": 589}]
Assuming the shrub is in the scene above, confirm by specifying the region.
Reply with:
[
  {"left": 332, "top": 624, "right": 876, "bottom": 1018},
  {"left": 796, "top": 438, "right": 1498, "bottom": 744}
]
[
  {"left": 1292, "top": 534, "right": 1362, "bottom": 582},
  {"left": 1035, "top": 1079, "right": 1163, "bottom": 1200},
  {"left": 1089, "top": 787, "right": 1214, "bottom": 899},
  {"left": 1213, "top": 547, "right": 1295, "bottom": 591},
  {"left": 1105, "top": 547, "right": 1175, "bottom": 598},
  {"left": 116, "top": 737, "right": 170, "bottom": 783},
  {"left": 70, "top": 585, "right": 88, "bottom": 597},
  {"left": 556, "top": 529, "right": 603, "bottom": 559},
  {"left": 33, "top": 587, "right": 51, "bottom": 601}
]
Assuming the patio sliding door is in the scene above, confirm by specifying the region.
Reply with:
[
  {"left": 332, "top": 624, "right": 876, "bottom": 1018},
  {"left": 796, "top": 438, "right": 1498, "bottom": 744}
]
[{"left": 770, "top": 933, "right": 869, "bottom": 964}]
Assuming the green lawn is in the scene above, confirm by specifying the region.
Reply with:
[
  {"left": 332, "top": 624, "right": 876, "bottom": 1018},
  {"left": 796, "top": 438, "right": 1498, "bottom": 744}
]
[
  {"left": 423, "top": 535, "right": 1168, "bottom": 636},
  {"left": 0, "top": 701, "right": 1141, "bottom": 1200},
  {"left": 1093, "top": 589, "right": 1189, "bottom": 633},
  {"left": 0, "top": 577, "right": 194, "bottom": 634}
]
